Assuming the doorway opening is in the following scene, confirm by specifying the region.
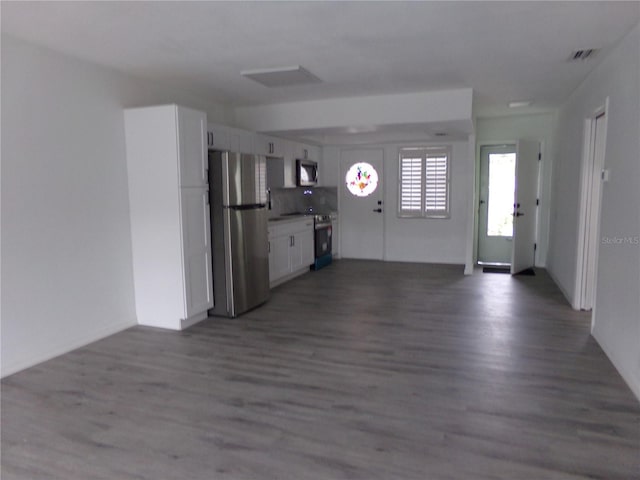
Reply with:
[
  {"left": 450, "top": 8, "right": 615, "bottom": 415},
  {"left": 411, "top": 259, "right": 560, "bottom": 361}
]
[{"left": 477, "top": 145, "right": 516, "bottom": 266}]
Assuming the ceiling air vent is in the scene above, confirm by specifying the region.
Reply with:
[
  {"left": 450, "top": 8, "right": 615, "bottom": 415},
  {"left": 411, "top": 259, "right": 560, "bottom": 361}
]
[
  {"left": 569, "top": 49, "right": 599, "bottom": 62},
  {"left": 241, "top": 65, "right": 321, "bottom": 87}
]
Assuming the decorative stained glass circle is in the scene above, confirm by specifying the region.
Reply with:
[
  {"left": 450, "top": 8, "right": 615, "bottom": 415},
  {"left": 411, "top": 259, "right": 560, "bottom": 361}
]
[{"left": 345, "top": 162, "right": 379, "bottom": 197}]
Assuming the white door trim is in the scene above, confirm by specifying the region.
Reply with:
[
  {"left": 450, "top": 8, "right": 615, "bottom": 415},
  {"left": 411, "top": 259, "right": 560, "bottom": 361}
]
[
  {"left": 477, "top": 144, "right": 517, "bottom": 265},
  {"left": 472, "top": 139, "right": 517, "bottom": 269},
  {"left": 464, "top": 134, "right": 476, "bottom": 275},
  {"left": 574, "top": 99, "right": 609, "bottom": 318}
]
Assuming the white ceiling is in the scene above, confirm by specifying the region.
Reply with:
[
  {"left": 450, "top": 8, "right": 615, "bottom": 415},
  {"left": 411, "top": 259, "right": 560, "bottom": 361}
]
[{"left": 2, "top": 1, "right": 639, "bottom": 126}]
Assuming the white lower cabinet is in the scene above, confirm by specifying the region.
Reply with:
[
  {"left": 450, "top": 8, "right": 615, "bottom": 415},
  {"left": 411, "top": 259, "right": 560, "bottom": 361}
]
[
  {"left": 268, "top": 218, "right": 314, "bottom": 287},
  {"left": 268, "top": 235, "right": 292, "bottom": 282},
  {"left": 290, "top": 228, "right": 314, "bottom": 272}
]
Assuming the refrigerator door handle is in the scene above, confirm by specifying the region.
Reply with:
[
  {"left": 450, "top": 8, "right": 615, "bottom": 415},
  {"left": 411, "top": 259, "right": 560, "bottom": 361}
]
[{"left": 223, "top": 209, "right": 235, "bottom": 317}]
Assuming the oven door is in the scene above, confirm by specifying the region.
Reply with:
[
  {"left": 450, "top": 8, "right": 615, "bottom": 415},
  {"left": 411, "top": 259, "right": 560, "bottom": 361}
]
[{"left": 315, "top": 224, "right": 332, "bottom": 258}]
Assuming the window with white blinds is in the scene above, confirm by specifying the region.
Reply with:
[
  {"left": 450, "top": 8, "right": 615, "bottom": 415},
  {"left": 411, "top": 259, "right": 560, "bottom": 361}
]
[{"left": 398, "top": 147, "right": 451, "bottom": 218}]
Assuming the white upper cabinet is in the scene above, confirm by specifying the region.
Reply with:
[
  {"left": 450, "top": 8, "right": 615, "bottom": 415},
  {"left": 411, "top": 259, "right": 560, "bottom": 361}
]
[
  {"left": 291, "top": 142, "right": 303, "bottom": 160},
  {"left": 178, "top": 107, "right": 207, "bottom": 187},
  {"left": 207, "top": 123, "right": 254, "bottom": 154},
  {"left": 292, "top": 142, "right": 320, "bottom": 161},
  {"left": 253, "top": 134, "right": 271, "bottom": 156},
  {"left": 292, "top": 142, "right": 307, "bottom": 160},
  {"left": 307, "top": 145, "right": 321, "bottom": 161},
  {"left": 206, "top": 124, "right": 231, "bottom": 151},
  {"left": 226, "top": 126, "right": 254, "bottom": 154},
  {"left": 254, "top": 134, "right": 289, "bottom": 157},
  {"left": 206, "top": 122, "right": 322, "bottom": 187}
]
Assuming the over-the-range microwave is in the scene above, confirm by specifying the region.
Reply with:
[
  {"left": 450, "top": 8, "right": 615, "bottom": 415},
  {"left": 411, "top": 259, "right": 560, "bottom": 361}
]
[{"left": 296, "top": 159, "right": 318, "bottom": 186}]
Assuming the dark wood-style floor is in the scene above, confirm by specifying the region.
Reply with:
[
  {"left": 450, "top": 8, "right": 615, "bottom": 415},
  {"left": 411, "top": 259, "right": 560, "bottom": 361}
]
[{"left": 2, "top": 260, "right": 639, "bottom": 480}]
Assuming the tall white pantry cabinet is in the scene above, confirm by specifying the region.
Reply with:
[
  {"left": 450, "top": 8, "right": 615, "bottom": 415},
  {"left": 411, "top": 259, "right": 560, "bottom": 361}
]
[{"left": 124, "top": 105, "right": 213, "bottom": 330}]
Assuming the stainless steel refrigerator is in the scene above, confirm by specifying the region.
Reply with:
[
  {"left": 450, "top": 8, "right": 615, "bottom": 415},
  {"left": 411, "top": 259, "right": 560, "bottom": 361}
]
[{"left": 208, "top": 151, "right": 270, "bottom": 317}]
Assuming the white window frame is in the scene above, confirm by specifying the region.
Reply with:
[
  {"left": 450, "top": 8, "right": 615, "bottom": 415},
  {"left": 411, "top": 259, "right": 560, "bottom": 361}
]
[{"left": 398, "top": 146, "right": 451, "bottom": 219}]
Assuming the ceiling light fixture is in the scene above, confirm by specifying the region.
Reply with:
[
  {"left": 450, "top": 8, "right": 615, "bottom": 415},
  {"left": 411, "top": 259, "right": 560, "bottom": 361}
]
[
  {"left": 241, "top": 65, "right": 321, "bottom": 88},
  {"left": 508, "top": 100, "right": 532, "bottom": 108}
]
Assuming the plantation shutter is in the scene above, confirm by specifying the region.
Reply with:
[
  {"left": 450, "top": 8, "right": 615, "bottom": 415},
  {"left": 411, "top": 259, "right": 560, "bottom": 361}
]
[
  {"left": 398, "top": 147, "right": 450, "bottom": 218},
  {"left": 425, "top": 154, "right": 448, "bottom": 214},
  {"left": 399, "top": 155, "right": 423, "bottom": 213}
]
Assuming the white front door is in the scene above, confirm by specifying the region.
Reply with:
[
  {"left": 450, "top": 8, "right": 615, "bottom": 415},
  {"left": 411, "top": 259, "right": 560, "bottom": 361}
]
[
  {"left": 510, "top": 140, "right": 540, "bottom": 274},
  {"left": 340, "top": 149, "right": 384, "bottom": 260}
]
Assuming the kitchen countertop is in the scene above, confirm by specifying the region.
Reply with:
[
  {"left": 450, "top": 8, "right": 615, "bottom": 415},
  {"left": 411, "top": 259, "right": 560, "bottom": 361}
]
[
  {"left": 268, "top": 214, "right": 312, "bottom": 225},
  {"left": 268, "top": 211, "right": 338, "bottom": 224}
]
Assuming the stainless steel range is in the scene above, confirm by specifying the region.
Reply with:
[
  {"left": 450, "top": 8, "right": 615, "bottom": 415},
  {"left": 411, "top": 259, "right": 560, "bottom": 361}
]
[{"left": 312, "top": 214, "right": 332, "bottom": 270}]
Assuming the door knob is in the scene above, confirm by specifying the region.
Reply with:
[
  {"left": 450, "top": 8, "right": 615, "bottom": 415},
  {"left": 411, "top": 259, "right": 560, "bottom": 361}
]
[
  {"left": 373, "top": 208, "right": 382, "bottom": 213},
  {"left": 515, "top": 212, "right": 525, "bottom": 217}
]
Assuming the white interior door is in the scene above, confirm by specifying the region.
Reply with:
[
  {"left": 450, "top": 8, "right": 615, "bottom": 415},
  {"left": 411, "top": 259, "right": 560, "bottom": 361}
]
[
  {"left": 340, "top": 149, "right": 384, "bottom": 260},
  {"left": 510, "top": 140, "right": 539, "bottom": 274}
]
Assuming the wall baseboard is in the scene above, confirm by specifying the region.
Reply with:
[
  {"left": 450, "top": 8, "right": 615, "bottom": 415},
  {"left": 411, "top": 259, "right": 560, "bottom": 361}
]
[
  {"left": 546, "top": 265, "right": 576, "bottom": 309},
  {"left": 383, "top": 256, "right": 465, "bottom": 266},
  {"left": 1, "top": 318, "right": 137, "bottom": 378}
]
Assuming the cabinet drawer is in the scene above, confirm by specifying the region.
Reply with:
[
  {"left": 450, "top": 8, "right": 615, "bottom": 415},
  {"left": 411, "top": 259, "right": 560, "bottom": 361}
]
[{"left": 268, "top": 218, "right": 314, "bottom": 238}]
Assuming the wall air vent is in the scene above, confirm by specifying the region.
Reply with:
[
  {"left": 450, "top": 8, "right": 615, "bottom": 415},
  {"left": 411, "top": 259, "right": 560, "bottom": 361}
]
[{"left": 569, "top": 49, "right": 599, "bottom": 62}]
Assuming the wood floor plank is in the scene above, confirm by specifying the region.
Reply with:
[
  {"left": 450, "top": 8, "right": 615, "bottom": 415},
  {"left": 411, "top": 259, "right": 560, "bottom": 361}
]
[{"left": 2, "top": 260, "right": 639, "bottom": 479}]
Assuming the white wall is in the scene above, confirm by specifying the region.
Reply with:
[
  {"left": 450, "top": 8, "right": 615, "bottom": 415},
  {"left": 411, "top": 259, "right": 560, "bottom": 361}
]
[
  {"left": 322, "top": 139, "right": 472, "bottom": 265},
  {"left": 547, "top": 24, "right": 640, "bottom": 399},
  {"left": 0, "top": 35, "right": 229, "bottom": 377},
  {"left": 475, "top": 112, "right": 558, "bottom": 267}
]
